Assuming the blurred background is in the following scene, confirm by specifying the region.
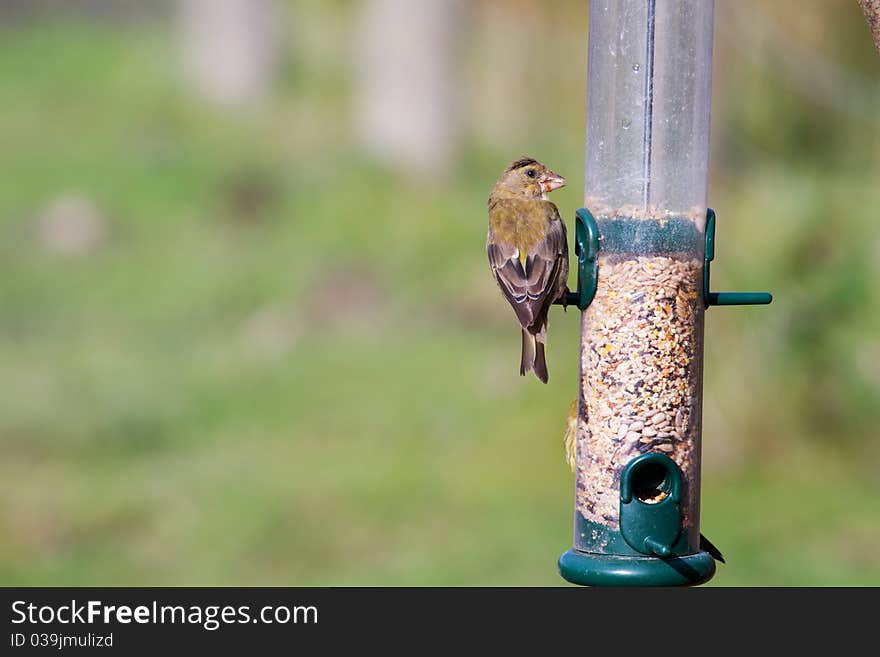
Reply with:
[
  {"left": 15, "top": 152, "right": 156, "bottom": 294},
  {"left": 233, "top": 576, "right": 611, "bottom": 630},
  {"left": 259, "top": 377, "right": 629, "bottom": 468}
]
[{"left": 0, "top": 0, "right": 878, "bottom": 586}]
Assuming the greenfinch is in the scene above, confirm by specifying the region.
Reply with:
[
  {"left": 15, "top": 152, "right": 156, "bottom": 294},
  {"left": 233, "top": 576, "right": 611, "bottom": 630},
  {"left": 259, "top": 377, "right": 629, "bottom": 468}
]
[
  {"left": 563, "top": 397, "right": 578, "bottom": 471},
  {"left": 487, "top": 157, "right": 569, "bottom": 383}
]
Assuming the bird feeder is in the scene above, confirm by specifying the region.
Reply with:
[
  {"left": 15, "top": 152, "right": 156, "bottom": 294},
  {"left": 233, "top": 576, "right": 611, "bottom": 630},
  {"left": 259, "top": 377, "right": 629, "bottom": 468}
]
[{"left": 557, "top": 0, "right": 771, "bottom": 586}]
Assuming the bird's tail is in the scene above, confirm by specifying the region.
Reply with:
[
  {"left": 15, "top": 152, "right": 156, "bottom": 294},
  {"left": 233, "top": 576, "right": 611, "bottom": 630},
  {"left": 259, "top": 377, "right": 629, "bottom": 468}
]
[
  {"left": 699, "top": 533, "right": 726, "bottom": 563},
  {"left": 520, "top": 329, "right": 535, "bottom": 377},
  {"left": 534, "top": 339, "right": 548, "bottom": 383},
  {"left": 520, "top": 329, "right": 549, "bottom": 383}
]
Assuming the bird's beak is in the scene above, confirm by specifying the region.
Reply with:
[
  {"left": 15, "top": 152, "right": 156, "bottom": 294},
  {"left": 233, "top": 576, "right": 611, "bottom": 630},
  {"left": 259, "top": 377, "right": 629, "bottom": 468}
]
[{"left": 540, "top": 172, "right": 566, "bottom": 193}]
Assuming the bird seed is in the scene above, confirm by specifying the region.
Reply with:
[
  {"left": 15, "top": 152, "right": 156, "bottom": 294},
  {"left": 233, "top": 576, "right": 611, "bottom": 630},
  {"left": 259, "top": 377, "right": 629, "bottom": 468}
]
[{"left": 574, "top": 251, "right": 704, "bottom": 537}]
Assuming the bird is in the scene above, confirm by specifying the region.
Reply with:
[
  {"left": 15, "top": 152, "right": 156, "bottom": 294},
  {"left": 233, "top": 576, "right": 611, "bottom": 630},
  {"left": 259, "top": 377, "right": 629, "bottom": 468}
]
[
  {"left": 699, "top": 533, "right": 725, "bottom": 563},
  {"left": 563, "top": 397, "right": 578, "bottom": 471},
  {"left": 562, "top": 400, "right": 725, "bottom": 563},
  {"left": 487, "top": 156, "right": 569, "bottom": 383}
]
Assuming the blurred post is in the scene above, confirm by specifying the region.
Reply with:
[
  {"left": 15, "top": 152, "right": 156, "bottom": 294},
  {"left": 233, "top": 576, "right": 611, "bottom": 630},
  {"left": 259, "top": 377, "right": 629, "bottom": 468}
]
[
  {"left": 178, "top": 0, "right": 279, "bottom": 105},
  {"left": 857, "top": 0, "right": 880, "bottom": 54},
  {"left": 355, "top": 0, "right": 460, "bottom": 176}
]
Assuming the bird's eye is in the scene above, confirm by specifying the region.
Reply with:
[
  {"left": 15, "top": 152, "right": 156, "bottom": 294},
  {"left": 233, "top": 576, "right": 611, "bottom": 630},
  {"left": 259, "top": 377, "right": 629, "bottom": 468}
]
[{"left": 526, "top": 169, "right": 537, "bottom": 178}]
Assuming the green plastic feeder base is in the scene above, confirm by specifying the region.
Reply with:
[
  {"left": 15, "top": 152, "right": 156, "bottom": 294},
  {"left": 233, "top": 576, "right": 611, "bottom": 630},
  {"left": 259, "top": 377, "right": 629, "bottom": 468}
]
[{"left": 558, "top": 549, "right": 716, "bottom": 587}]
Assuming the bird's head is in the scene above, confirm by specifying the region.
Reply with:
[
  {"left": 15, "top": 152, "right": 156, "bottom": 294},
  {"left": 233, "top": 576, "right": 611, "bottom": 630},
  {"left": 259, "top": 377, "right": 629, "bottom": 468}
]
[{"left": 493, "top": 156, "right": 566, "bottom": 200}]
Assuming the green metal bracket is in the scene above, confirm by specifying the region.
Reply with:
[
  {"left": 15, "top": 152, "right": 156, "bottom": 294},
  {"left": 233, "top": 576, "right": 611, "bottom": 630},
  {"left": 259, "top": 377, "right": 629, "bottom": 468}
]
[
  {"left": 554, "top": 207, "right": 599, "bottom": 310},
  {"left": 619, "top": 453, "right": 684, "bottom": 558},
  {"left": 555, "top": 207, "right": 772, "bottom": 311},
  {"left": 703, "top": 208, "right": 773, "bottom": 307}
]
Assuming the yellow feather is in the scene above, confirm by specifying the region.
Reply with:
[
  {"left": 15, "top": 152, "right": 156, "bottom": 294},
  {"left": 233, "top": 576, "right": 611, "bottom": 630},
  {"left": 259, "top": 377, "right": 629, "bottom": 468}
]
[{"left": 564, "top": 398, "right": 578, "bottom": 472}]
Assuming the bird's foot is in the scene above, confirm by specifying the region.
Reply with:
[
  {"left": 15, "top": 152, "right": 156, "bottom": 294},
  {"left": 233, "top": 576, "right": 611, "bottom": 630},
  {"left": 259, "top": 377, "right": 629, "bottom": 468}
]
[{"left": 562, "top": 287, "right": 572, "bottom": 311}]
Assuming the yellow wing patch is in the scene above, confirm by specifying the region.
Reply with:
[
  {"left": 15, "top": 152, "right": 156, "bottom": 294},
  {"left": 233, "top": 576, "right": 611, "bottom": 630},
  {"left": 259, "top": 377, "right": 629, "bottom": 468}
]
[{"left": 564, "top": 398, "right": 578, "bottom": 472}]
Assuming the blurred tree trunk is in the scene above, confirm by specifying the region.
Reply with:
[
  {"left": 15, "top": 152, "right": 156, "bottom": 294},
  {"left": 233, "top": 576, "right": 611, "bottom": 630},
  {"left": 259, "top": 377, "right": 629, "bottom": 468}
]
[
  {"left": 469, "top": 0, "right": 530, "bottom": 145},
  {"left": 178, "top": 0, "right": 279, "bottom": 105},
  {"left": 857, "top": 0, "right": 880, "bottom": 54},
  {"left": 355, "top": 0, "right": 461, "bottom": 176}
]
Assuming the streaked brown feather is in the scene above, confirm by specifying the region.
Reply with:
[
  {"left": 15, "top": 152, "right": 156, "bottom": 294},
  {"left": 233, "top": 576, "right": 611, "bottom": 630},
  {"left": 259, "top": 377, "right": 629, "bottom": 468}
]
[
  {"left": 505, "top": 156, "right": 539, "bottom": 172},
  {"left": 487, "top": 199, "right": 568, "bottom": 333}
]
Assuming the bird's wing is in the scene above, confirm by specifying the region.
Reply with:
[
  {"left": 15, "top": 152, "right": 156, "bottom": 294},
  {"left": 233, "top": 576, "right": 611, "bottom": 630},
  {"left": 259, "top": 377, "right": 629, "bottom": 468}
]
[
  {"left": 487, "top": 238, "right": 537, "bottom": 328},
  {"left": 488, "top": 201, "right": 568, "bottom": 332},
  {"left": 530, "top": 203, "right": 568, "bottom": 307}
]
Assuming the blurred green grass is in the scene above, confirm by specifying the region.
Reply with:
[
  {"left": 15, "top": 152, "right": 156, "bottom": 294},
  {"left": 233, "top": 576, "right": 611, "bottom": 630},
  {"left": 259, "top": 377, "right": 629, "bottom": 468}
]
[{"left": 1, "top": 9, "right": 879, "bottom": 586}]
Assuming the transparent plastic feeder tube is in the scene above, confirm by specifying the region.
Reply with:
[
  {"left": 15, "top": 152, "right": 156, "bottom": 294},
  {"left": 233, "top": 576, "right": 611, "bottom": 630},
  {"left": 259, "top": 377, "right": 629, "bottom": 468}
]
[{"left": 574, "top": 0, "right": 715, "bottom": 553}]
